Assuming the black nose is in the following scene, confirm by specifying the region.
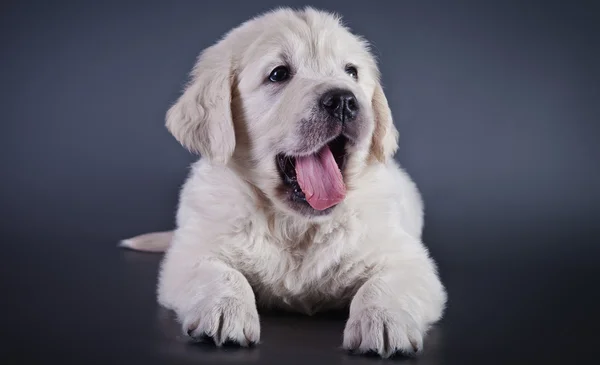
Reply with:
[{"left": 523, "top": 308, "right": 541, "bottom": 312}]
[{"left": 320, "top": 89, "right": 359, "bottom": 123}]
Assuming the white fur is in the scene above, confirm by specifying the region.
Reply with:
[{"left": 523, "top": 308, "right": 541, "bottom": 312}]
[{"left": 122, "top": 7, "right": 446, "bottom": 358}]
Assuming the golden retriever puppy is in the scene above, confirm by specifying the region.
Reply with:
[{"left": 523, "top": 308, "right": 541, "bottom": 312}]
[{"left": 121, "top": 7, "right": 446, "bottom": 358}]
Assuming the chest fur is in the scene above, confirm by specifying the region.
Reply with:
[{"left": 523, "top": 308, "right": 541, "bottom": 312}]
[{"left": 221, "top": 214, "right": 370, "bottom": 313}]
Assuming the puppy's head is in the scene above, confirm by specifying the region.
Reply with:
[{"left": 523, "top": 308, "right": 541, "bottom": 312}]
[{"left": 166, "top": 7, "right": 398, "bottom": 218}]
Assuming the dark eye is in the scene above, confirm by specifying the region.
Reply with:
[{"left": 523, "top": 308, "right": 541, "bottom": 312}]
[
  {"left": 345, "top": 65, "right": 358, "bottom": 80},
  {"left": 269, "top": 66, "right": 290, "bottom": 82}
]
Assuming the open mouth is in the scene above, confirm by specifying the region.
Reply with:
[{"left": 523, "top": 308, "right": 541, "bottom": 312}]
[{"left": 276, "top": 135, "right": 348, "bottom": 212}]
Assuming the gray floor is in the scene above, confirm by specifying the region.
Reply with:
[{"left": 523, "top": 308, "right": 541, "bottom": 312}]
[{"left": 2, "top": 230, "right": 599, "bottom": 365}]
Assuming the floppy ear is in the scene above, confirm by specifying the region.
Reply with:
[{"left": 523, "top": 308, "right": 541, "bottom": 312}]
[
  {"left": 369, "top": 82, "right": 399, "bottom": 163},
  {"left": 165, "top": 42, "right": 235, "bottom": 165}
]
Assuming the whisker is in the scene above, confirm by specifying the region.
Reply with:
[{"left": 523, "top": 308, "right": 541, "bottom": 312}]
[{"left": 278, "top": 155, "right": 295, "bottom": 181}]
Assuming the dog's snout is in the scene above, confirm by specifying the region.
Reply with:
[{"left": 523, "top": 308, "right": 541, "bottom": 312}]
[{"left": 320, "top": 89, "right": 359, "bottom": 123}]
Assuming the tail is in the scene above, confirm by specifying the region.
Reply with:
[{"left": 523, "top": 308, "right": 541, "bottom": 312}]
[{"left": 119, "top": 230, "right": 174, "bottom": 253}]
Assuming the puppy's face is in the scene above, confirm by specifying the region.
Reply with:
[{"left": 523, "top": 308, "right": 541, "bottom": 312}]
[{"left": 166, "top": 8, "right": 399, "bottom": 218}]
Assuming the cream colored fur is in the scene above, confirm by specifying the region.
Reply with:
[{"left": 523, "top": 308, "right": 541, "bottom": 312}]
[{"left": 121, "top": 7, "right": 446, "bottom": 358}]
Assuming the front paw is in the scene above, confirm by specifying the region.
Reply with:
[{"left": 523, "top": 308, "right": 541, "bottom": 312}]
[
  {"left": 343, "top": 306, "right": 423, "bottom": 358},
  {"left": 182, "top": 296, "right": 260, "bottom": 347}
]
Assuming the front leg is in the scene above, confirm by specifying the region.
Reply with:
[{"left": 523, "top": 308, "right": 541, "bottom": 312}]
[
  {"left": 343, "top": 236, "right": 447, "bottom": 358},
  {"left": 157, "top": 233, "right": 260, "bottom": 347}
]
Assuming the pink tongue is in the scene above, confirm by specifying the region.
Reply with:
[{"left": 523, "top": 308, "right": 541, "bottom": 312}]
[{"left": 295, "top": 145, "right": 346, "bottom": 211}]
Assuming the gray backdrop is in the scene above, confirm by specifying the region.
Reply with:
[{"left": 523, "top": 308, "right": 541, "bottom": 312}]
[{"left": 2, "top": 1, "right": 599, "bottom": 364}]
